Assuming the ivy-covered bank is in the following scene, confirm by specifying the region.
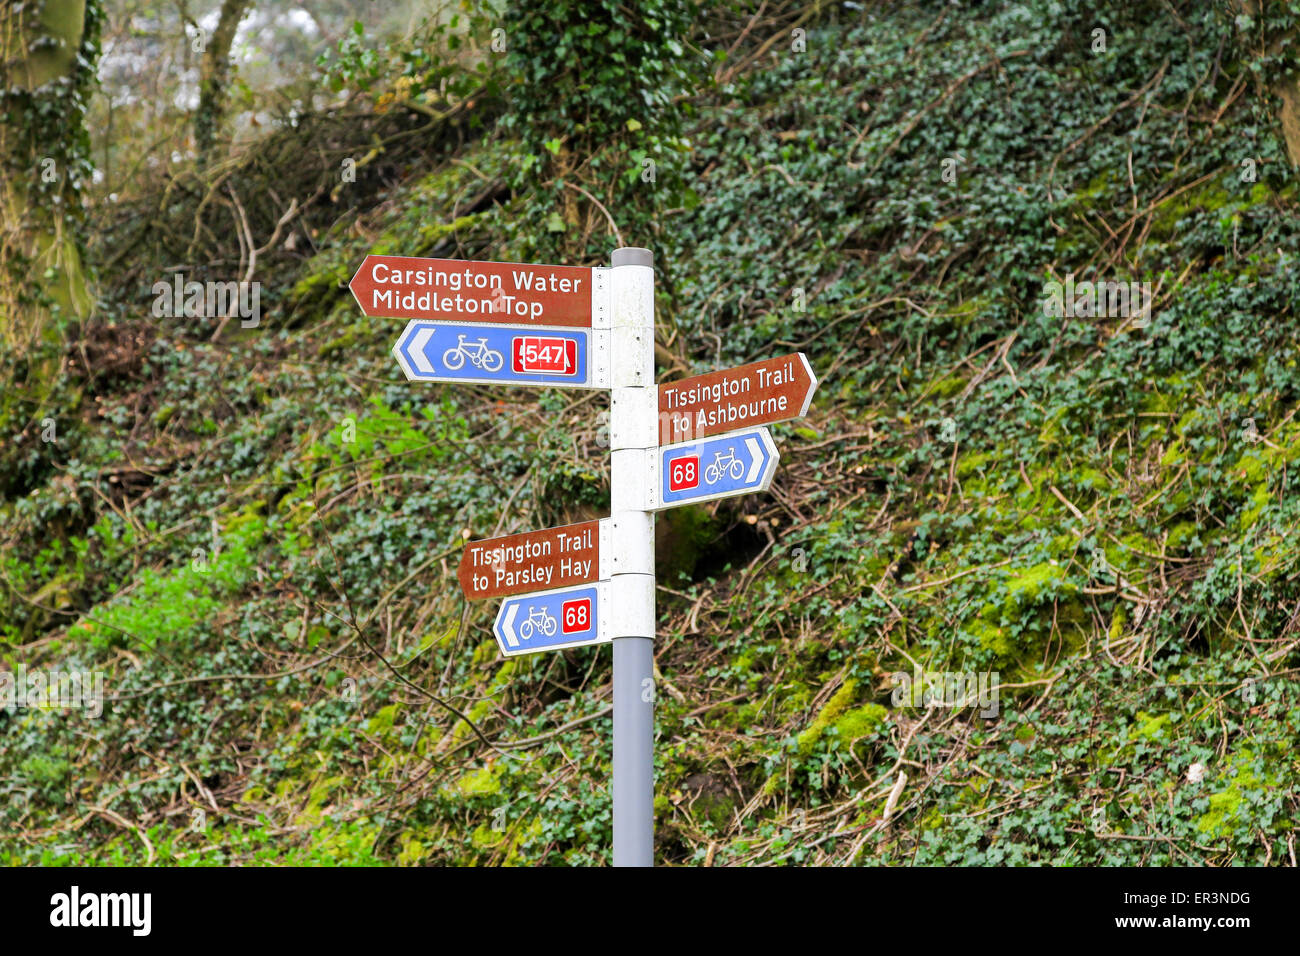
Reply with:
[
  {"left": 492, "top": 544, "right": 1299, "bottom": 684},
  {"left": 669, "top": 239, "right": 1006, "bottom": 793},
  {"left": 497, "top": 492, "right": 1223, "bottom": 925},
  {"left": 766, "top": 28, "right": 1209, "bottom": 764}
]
[{"left": 2, "top": 0, "right": 1299, "bottom": 865}]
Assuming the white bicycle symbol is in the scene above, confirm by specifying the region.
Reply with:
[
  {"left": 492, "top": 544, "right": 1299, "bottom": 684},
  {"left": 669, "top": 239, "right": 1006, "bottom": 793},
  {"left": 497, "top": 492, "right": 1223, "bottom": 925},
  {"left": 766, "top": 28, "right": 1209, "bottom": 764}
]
[
  {"left": 518, "top": 606, "right": 557, "bottom": 641},
  {"left": 443, "top": 334, "right": 504, "bottom": 372},
  {"left": 704, "top": 447, "right": 745, "bottom": 485}
]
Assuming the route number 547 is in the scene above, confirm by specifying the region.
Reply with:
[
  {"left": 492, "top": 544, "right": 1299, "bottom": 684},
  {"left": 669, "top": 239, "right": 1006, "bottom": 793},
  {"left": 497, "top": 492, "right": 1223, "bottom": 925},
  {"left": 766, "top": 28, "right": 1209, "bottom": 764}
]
[{"left": 513, "top": 336, "right": 577, "bottom": 375}]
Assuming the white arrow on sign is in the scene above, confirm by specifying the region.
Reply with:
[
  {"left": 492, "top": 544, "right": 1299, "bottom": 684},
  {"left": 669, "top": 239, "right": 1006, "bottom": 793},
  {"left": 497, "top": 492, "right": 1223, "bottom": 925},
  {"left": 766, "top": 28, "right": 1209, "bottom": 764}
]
[
  {"left": 745, "top": 435, "right": 762, "bottom": 483},
  {"left": 410, "top": 326, "right": 436, "bottom": 375},
  {"left": 500, "top": 602, "right": 520, "bottom": 648}
]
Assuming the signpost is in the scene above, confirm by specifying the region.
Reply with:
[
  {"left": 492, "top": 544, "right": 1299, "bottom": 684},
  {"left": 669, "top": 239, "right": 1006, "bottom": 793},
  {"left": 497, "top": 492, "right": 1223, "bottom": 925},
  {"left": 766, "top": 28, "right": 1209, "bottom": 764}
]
[
  {"left": 657, "top": 352, "right": 818, "bottom": 445},
  {"left": 392, "top": 319, "right": 607, "bottom": 389},
  {"left": 363, "top": 246, "right": 818, "bottom": 866},
  {"left": 658, "top": 427, "right": 779, "bottom": 509},
  {"left": 351, "top": 255, "right": 595, "bottom": 328},
  {"left": 493, "top": 583, "right": 609, "bottom": 656},
  {"left": 458, "top": 519, "right": 604, "bottom": 601}
]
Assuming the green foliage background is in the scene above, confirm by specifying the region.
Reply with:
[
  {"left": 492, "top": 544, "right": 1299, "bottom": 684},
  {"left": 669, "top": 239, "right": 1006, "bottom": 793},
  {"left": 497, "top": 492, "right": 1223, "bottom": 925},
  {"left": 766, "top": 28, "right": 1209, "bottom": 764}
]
[{"left": 2, "top": 0, "right": 1299, "bottom": 865}]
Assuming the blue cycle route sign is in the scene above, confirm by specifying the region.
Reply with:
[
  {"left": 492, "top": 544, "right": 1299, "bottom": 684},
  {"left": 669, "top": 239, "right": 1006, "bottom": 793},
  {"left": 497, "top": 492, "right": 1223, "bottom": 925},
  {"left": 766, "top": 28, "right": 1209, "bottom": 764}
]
[
  {"left": 493, "top": 584, "right": 609, "bottom": 657},
  {"left": 658, "top": 426, "right": 779, "bottom": 509},
  {"left": 392, "top": 319, "right": 598, "bottom": 388}
]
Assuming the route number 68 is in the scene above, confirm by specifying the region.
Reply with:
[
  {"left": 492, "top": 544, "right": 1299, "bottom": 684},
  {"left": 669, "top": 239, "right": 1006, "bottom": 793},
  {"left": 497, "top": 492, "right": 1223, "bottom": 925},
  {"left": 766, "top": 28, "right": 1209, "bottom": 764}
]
[
  {"left": 562, "top": 597, "right": 592, "bottom": 634},
  {"left": 668, "top": 454, "right": 699, "bottom": 492}
]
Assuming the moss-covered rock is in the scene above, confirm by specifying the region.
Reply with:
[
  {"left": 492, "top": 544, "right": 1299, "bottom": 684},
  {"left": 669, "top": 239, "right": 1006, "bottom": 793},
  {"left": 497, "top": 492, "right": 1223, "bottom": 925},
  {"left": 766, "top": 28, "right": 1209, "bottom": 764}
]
[{"left": 796, "top": 679, "right": 888, "bottom": 753}]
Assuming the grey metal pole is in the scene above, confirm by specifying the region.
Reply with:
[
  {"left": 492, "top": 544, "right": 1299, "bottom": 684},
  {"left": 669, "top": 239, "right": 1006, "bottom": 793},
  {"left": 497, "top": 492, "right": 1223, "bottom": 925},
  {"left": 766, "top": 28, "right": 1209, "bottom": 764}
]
[
  {"left": 613, "top": 632, "right": 654, "bottom": 865},
  {"left": 609, "top": 246, "right": 655, "bottom": 867}
]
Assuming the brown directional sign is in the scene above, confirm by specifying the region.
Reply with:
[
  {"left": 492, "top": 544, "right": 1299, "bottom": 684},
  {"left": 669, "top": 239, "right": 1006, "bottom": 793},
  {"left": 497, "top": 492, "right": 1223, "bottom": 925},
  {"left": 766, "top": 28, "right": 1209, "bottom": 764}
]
[
  {"left": 458, "top": 520, "right": 601, "bottom": 601},
  {"left": 350, "top": 255, "right": 593, "bottom": 328},
  {"left": 658, "top": 352, "right": 817, "bottom": 445}
]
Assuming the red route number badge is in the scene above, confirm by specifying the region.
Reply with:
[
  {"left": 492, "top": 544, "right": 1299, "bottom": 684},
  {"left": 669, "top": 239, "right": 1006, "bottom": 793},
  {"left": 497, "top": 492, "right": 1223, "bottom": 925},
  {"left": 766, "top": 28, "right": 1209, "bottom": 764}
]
[{"left": 513, "top": 336, "right": 578, "bottom": 376}]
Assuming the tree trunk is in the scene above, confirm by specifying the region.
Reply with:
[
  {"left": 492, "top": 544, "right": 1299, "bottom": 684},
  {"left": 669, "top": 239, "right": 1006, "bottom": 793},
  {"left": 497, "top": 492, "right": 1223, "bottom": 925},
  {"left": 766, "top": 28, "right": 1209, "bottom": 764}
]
[
  {"left": 1238, "top": 0, "right": 1300, "bottom": 168},
  {"left": 1274, "top": 76, "right": 1300, "bottom": 168},
  {"left": 195, "top": 0, "right": 253, "bottom": 163},
  {"left": 0, "top": 0, "right": 95, "bottom": 349}
]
